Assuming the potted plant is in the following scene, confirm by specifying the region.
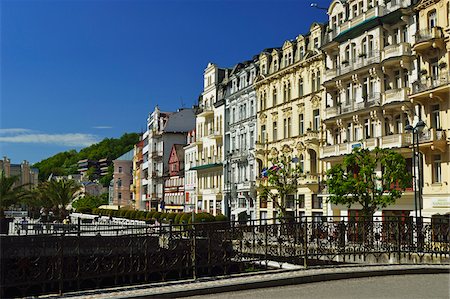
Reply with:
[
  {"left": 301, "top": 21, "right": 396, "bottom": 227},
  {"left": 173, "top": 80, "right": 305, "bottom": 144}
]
[
  {"left": 358, "top": 53, "right": 367, "bottom": 58},
  {"left": 420, "top": 69, "right": 427, "bottom": 76},
  {"left": 439, "top": 62, "right": 447, "bottom": 69}
]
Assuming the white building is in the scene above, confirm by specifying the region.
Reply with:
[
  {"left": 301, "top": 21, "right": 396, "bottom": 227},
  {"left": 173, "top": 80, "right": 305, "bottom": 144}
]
[
  {"left": 184, "top": 130, "right": 198, "bottom": 212},
  {"left": 191, "top": 63, "right": 228, "bottom": 215},
  {"left": 322, "top": 0, "right": 418, "bottom": 218},
  {"left": 224, "top": 59, "right": 259, "bottom": 221},
  {"left": 141, "top": 106, "right": 196, "bottom": 211}
]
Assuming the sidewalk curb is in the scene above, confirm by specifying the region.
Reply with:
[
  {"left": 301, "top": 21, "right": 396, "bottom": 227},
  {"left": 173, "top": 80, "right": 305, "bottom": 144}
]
[{"left": 136, "top": 266, "right": 449, "bottom": 298}]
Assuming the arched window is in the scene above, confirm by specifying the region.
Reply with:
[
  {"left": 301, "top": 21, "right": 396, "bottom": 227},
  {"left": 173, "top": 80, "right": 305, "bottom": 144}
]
[
  {"left": 298, "top": 77, "right": 304, "bottom": 97},
  {"left": 308, "top": 149, "right": 317, "bottom": 174},
  {"left": 287, "top": 81, "right": 291, "bottom": 100}
]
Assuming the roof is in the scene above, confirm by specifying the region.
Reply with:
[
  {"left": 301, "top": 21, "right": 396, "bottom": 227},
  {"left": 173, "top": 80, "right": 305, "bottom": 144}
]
[
  {"left": 115, "top": 149, "right": 134, "bottom": 161},
  {"left": 164, "top": 108, "right": 196, "bottom": 133}
]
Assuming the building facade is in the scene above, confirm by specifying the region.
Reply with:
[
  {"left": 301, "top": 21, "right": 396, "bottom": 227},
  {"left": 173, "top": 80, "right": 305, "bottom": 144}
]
[
  {"left": 224, "top": 59, "right": 259, "bottom": 221},
  {"left": 191, "top": 63, "right": 227, "bottom": 216},
  {"left": 163, "top": 144, "right": 185, "bottom": 212},
  {"left": 184, "top": 130, "right": 198, "bottom": 212},
  {"left": 255, "top": 23, "right": 327, "bottom": 222},
  {"left": 410, "top": 0, "right": 450, "bottom": 217},
  {"left": 132, "top": 140, "right": 144, "bottom": 210},
  {"left": 141, "top": 106, "right": 196, "bottom": 210},
  {"left": 322, "top": 0, "right": 418, "bottom": 218},
  {"left": 111, "top": 150, "right": 134, "bottom": 208},
  {"left": 0, "top": 157, "right": 39, "bottom": 190}
]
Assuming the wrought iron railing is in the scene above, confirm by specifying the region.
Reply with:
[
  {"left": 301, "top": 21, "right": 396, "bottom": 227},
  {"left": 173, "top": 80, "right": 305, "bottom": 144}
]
[{"left": 1, "top": 216, "right": 448, "bottom": 298}]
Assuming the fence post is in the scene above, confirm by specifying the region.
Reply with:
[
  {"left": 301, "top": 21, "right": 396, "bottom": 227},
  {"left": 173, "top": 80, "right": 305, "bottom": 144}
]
[
  {"left": 58, "top": 236, "right": 64, "bottom": 295},
  {"left": 191, "top": 223, "right": 197, "bottom": 280},
  {"left": 397, "top": 219, "right": 401, "bottom": 264},
  {"left": 264, "top": 222, "right": 268, "bottom": 269},
  {"left": 304, "top": 218, "right": 308, "bottom": 268}
]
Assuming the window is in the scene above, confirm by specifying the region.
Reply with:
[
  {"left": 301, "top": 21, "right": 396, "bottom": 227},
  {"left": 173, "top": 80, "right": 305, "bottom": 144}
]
[
  {"left": 403, "top": 68, "right": 409, "bottom": 88},
  {"left": 287, "top": 82, "right": 291, "bottom": 100},
  {"left": 284, "top": 119, "right": 288, "bottom": 138},
  {"left": 288, "top": 117, "right": 292, "bottom": 138},
  {"left": 261, "top": 125, "right": 266, "bottom": 142},
  {"left": 299, "top": 114, "right": 304, "bottom": 135},
  {"left": 431, "top": 104, "right": 441, "bottom": 129},
  {"left": 250, "top": 130, "right": 254, "bottom": 148},
  {"left": 311, "top": 73, "right": 316, "bottom": 92},
  {"left": 283, "top": 83, "right": 287, "bottom": 102},
  {"left": 118, "top": 166, "right": 122, "bottom": 173},
  {"left": 346, "top": 83, "right": 351, "bottom": 105},
  {"left": 353, "top": 4, "right": 358, "bottom": 17},
  {"left": 298, "top": 78, "right": 304, "bottom": 97},
  {"left": 313, "top": 109, "right": 320, "bottom": 131},
  {"left": 118, "top": 192, "right": 122, "bottom": 200},
  {"left": 312, "top": 194, "right": 322, "bottom": 209},
  {"left": 347, "top": 123, "right": 351, "bottom": 141},
  {"left": 273, "top": 121, "right": 278, "bottom": 141},
  {"left": 428, "top": 10, "right": 437, "bottom": 29},
  {"left": 250, "top": 100, "right": 254, "bottom": 115},
  {"left": 401, "top": 26, "right": 408, "bottom": 43},
  {"left": 273, "top": 59, "right": 278, "bottom": 71},
  {"left": 298, "top": 194, "right": 305, "bottom": 208},
  {"left": 299, "top": 155, "right": 304, "bottom": 174},
  {"left": 272, "top": 88, "right": 277, "bottom": 106},
  {"left": 364, "top": 119, "right": 370, "bottom": 138},
  {"left": 316, "top": 72, "right": 321, "bottom": 91},
  {"left": 394, "top": 70, "right": 401, "bottom": 89},
  {"left": 314, "top": 37, "right": 319, "bottom": 49},
  {"left": 433, "top": 154, "right": 442, "bottom": 183},
  {"left": 431, "top": 58, "right": 439, "bottom": 80}
]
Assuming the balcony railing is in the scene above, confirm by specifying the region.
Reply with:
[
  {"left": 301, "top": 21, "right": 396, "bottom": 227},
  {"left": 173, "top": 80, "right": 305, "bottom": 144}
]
[
  {"left": 337, "top": 51, "right": 380, "bottom": 77},
  {"left": 418, "top": 129, "right": 447, "bottom": 143},
  {"left": 411, "top": 73, "right": 450, "bottom": 94},
  {"left": 383, "top": 87, "right": 409, "bottom": 105},
  {"left": 380, "top": 133, "right": 411, "bottom": 149},
  {"left": 414, "top": 27, "right": 444, "bottom": 44},
  {"left": 381, "top": 43, "right": 411, "bottom": 61}
]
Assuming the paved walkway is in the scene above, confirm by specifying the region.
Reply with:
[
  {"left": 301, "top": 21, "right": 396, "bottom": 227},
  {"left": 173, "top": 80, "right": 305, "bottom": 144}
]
[{"left": 42, "top": 264, "right": 449, "bottom": 299}]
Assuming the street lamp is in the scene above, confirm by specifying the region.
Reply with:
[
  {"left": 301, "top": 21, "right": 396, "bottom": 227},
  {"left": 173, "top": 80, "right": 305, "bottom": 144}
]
[
  {"left": 310, "top": 3, "right": 328, "bottom": 10},
  {"left": 405, "top": 120, "right": 426, "bottom": 221}
]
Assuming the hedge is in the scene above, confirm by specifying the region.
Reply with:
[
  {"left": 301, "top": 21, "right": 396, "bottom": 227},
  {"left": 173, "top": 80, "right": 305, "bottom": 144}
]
[{"left": 76, "top": 208, "right": 227, "bottom": 224}]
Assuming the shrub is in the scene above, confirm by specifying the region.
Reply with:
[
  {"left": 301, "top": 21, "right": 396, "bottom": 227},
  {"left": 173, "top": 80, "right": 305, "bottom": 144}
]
[
  {"left": 181, "top": 212, "right": 192, "bottom": 224},
  {"left": 167, "top": 212, "right": 177, "bottom": 223},
  {"left": 160, "top": 212, "right": 168, "bottom": 223},
  {"left": 147, "top": 210, "right": 156, "bottom": 219},
  {"left": 174, "top": 213, "right": 184, "bottom": 225},
  {"left": 214, "top": 214, "right": 228, "bottom": 222},
  {"left": 77, "top": 207, "right": 92, "bottom": 214},
  {"left": 153, "top": 211, "right": 162, "bottom": 221},
  {"left": 92, "top": 208, "right": 99, "bottom": 215}
]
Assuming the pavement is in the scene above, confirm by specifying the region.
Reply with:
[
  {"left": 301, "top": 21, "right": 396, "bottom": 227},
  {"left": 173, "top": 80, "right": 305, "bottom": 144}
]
[{"left": 42, "top": 264, "right": 450, "bottom": 299}]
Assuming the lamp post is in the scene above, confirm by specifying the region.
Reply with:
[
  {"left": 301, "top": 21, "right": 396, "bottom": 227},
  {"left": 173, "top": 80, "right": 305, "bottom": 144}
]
[
  {"left": 310, "top": 3, "right": 328, "bottom": 10},
  {"left": 405, "top": 120, "right": 426, "bottom": 222}
]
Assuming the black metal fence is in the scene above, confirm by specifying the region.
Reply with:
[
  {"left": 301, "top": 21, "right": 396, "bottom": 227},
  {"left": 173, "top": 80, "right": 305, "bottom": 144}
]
[{"left": 1, "top": 216, "right": 449, "bottom": 298}]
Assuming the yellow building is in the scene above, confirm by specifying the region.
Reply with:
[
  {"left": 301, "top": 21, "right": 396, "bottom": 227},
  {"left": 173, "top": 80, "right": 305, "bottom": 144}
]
[
  {"left": 132, "top": 140, "right": 144, "bottom": 210},
  {"left": 410, "top": 0, "right": 450, "bottom": 217},
  {"left": 255, "top": 23, "right": 327, "bottom": 221}
]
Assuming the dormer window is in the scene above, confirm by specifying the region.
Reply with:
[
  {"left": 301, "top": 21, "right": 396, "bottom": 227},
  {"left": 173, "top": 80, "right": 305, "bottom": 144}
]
[
  {"left": 288, "top": 52, "right": 292, "bottom": 64},
  {"left": 314, "top": 37, "right": 319, "bottom": 49},
  {"left": 352, "top": 4, "right": 358, "bottom": 17},
  {"left": 273, "top": 59, "right": 278, "bottom": 71}
]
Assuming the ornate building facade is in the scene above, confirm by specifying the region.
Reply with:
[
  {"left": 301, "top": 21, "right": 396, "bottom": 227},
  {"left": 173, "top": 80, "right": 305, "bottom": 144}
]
[
  {"left": 224, "top": 59, "right": 259, "bottom": 221},
  {"left": 322, "top": 0, "right": 418, "bottom": 218},
  {"left": 255, "top": 23, "right": 327, "bottom": 221},
  {"left": 191, "top": 63, "right": 227, "bottom": 215},
  {"left": 410, "top": 0, "right": 450, "bottom": 217}
]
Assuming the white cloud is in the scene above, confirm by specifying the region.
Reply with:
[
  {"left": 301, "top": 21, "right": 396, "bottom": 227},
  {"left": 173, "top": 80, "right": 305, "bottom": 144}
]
[
  {"left": 0, "top": 133, "right": 100, "bottom": 147},
  {"left": 92, "top": 126, "right": 113, "bottom": 129},
  {"left": 0, "top": 128, "right": 33, "bottom": 135}
]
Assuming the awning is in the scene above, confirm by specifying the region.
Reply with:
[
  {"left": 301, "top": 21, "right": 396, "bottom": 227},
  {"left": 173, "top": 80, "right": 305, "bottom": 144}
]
[{"left": 190, "top": 163, "right": 223, "bottom": 171}]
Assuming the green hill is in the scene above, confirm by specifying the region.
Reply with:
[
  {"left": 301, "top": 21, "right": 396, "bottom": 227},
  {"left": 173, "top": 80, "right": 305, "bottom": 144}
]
[{"left": 33, "top": 132, "right": 140, "bottom": 183}]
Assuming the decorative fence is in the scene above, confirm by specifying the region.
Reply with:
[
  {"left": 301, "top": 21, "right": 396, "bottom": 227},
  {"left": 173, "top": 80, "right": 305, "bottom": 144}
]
[{"left": 1, "top": 216, "right": 449, "bottom": 297}]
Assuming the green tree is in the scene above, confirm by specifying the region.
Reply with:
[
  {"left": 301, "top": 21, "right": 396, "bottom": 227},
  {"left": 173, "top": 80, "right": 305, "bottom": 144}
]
[
  {"left": 259, "top": 154, "right": 302, "bottom": 220},
  {"left": 0, "top": 174, "right": 32, "bottom": 213},
  {"left": 37, "top": 179, "right": 81, "bottom": 220},
  {"left": 325, "top": 147, "right": 412, "bottom": 218},
  {"left": 72, "top": 194, "right": 108, "bottom": 210}
]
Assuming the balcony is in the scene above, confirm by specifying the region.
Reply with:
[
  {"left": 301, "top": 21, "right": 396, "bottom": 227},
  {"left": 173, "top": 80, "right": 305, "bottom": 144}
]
[
  {"left": 418, "top": 129, "right": 447, "bottom": 152},
  {"left": 197, "top": 105, "right": 214, "bottom": 117},
  {"left": 320, "top": 141, "right": 363, "bottom": 158},
  {"left": 151, "top": 171, "right": 162, "bottom": 178},
  {"left": 336, "top": 51, "right": 381, "bottom": 77},
  {"left": 381, "top": 43, "right": 412, "bottom": 67},
  {"left": 413, "top": 27, "right": 445, "bottom": 54},
  {"left": 151, "top": 151, "right": 163, "bottom": 159},
  {"left": 207, "top": 129, "right": 222, "bottom": 140},
  {"left": 383, "top": 87, "right": 409, "bottom": 105},
  {"left": 325, "top": 68, "right": 337, "bottom": 81},
  {"left": 410, "top": 73, "right": 450, "bottom": 101},
  {"left": 379, "top": 133, "right": 411, "bottom": 149},
  {"left": 324, "top": 106, "right": 339, "bottom": 119}
]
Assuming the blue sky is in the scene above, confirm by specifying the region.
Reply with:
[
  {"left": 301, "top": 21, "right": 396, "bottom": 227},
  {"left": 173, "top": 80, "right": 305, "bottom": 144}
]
[{"left": 1, "top": 0, "right": 329, "bottom": 164}]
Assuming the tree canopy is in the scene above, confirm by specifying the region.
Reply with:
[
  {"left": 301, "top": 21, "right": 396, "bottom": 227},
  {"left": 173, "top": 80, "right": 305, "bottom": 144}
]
[
  {"left": 325, "top": 147, "right": 412, "bottom": 217},
  {"left": 0, "top": 174, "right": 32, "bottom": 212},
  {"left": 33, "top": 132, "right": 140, "bottom": 181},
  {"left": 259, "top": 154, "right": 302, "bottom": 219}
]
